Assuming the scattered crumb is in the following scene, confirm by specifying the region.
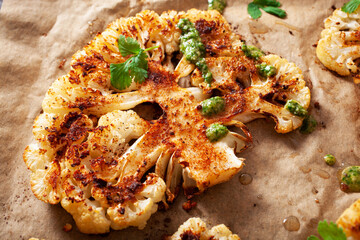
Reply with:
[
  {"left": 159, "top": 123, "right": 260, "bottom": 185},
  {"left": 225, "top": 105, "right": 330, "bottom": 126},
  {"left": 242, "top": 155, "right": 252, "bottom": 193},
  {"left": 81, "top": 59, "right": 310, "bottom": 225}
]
[
  {"left": 331, "top": 5, "right": 336, "bottom": 11},
  {"left": 63, "top": 223, "right": 72, "bottom": 232},
  {"left": 182, "top": 200, "right": 197, "bottom": 212},
  {"left": 289, "top": 30, "right": 293, "bottom": 35},
  {"left": 58, "top": 59, "right": 66, "bottom": 69},
  {"left": 312, "top": 43, "right": 318, "bottom": 48},
  {"left": 314, "top": 101, "right": 320, "bottom": 110}
]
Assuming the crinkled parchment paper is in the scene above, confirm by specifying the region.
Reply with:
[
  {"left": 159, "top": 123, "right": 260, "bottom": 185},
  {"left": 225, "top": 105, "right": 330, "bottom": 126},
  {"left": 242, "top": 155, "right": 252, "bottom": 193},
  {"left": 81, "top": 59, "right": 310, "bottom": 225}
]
[{"left": 1, "top": 0, "right": 359, "bottom": 239}]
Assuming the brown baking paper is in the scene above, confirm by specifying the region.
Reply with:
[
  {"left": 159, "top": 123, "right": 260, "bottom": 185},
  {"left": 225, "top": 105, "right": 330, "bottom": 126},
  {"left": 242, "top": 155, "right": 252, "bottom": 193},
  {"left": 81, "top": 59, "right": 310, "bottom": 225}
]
[{"left": 1, "top": 0, "right": 359, "bottom": 239}]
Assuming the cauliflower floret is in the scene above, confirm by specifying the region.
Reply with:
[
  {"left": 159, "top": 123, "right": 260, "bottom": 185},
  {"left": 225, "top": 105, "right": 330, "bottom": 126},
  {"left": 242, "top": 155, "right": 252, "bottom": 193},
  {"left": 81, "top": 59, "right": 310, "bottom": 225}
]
[
  {"left": 337, "top": 198, "right": 360, "bottom": 239},
  {"left": 23, "top": 112, "right": 93, "bottom": 203},
  {"left": 61, "top": 183, "right": 111, "bottom": 234},
  {"left": 61, "top": 171, "right": 165, "bottom": 234},
  {"left": 316, "top": 6, "right": 360, "bottom": 84},
  {"left": 106, "top": 174, "right": 166, "bottom": 230},
  {"left": 180, "top": 120, "right": 251, "bottom": 193},
  {"left": 170, "top": 217, "right": 240, "bottom": 240},
  {"left": 59, "top": 110, "right": 165, "bottom": 233}
]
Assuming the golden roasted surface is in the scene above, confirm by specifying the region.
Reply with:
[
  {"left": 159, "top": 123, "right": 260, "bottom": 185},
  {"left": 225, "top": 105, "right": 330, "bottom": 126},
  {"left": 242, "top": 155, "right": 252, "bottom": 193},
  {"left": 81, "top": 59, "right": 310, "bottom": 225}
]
[
  {"left": 169, "top": 217, "right": 240, "bottom": 240},
  {"left": 337, "top": 199, "right": 360, "bottom": 239},
  {"left": 23, "top": 9, "right": 310, "bottom": 234},
  {"left": 316, "top": 6, "right": 360, "bottom": 84}
]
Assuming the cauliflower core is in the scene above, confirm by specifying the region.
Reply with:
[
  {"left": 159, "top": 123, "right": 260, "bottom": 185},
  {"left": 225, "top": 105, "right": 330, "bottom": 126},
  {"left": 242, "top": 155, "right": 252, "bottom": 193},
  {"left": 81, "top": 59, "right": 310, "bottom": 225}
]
[
  {"left": 24, "top": 9, "right": 310, "bottom": 234},
  {"left": 169, "top": 217, "right": 240, "bottom": 240},
  {"left": 317, "top": 6, "right": 360, "bottom": 84}
]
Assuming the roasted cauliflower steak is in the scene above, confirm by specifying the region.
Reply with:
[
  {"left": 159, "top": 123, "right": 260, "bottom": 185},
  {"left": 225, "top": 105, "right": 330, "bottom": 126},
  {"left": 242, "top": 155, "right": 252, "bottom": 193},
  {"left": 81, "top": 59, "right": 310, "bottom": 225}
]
[
  {"left": 24, "top": 9, "right": 310, "bottom": 234},
  {"left": 317, "top": 6, "right": 360, "bottom": 84},
  {"left": 169, "top": 217, "right": 240, "bottom": 240}
]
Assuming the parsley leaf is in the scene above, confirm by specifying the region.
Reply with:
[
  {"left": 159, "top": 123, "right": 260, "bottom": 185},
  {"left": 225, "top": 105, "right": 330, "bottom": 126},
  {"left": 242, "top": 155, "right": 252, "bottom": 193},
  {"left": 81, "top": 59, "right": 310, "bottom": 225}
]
[
  {"left": 110, "top": 35, "right": 159, "bottom": 90},
  {"left": 342, "top": 0, "right": 360, "bottom": 14},
  {"left": 307, "top": 236, "right": 320, "bottom": 240},
  {"left": 262, "top": 6, "right": 286, "bottom": 18},
  {"left": 117, "top": 35, "right": 141, "bottom": 56},
  {"left": 248, "top": 2, "right": 262, "bottom": 19},
  {"left": 254, "top": 0, "right": 280, "bottom": 7},
  {"left": 247, "top": 0, "right": 286, "bottom": 19},
  {"left": 318, "top": 221, "right": 346, "bottom": 240},
  {"left": 307, "top": 220, "right": 347, "bottom": 240}
]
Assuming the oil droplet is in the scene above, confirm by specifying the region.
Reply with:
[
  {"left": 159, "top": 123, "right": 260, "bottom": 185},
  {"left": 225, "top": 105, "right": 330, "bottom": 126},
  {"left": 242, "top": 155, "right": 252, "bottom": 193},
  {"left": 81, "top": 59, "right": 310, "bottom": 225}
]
[
  {"left": 317, "top": 148, "right": 323, "bottom": 153},
  {"left": 248, "top": 21, "right": 270, "bottom": 34},
  {"left": 257, "top": 194, "right": 263, "bottom": 200},
  {"left": 239, "top": 173, "right": 253, "bottom": 185},
  {"left": 290, "top": 152, "right": 299, "bottom": 158},
  {"left": 313, "top": 169, "right": 330, "bottom": 179},
  {"left": 299, "top": 165, "right": 311, "bottom": 174},
  {"left": 283, "top": 216, "right": 300, "bottom": 231},
  {"left": 315, "top": 198, "right": 320, "bottom": 204}
]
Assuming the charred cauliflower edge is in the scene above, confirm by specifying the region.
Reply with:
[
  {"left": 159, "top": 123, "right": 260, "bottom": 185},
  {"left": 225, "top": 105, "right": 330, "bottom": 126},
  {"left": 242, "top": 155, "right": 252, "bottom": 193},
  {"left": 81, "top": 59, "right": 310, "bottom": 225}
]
[{"left": 23, "top": 9, "right": 311, "bottom": 234}]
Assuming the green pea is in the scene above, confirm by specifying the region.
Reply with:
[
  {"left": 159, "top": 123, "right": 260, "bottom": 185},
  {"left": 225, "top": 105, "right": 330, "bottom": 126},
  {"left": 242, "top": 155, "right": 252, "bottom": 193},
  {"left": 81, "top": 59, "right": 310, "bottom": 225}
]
[
  {"left": 324, "top": 154, "right": 336, "bottom": 166},
  {"left": 285, "top": 100, "right": 308, "bottom": 117},
  {"left": 340, "top": 166, "right": 360, "bottom": 192},
  {"left": 208, "top": 0, "right": 226, "bottom": 13},
  {"left": 241, "top": 44, "right": 264, "bottom": 60},
  {"left": 256, "top": 62, "right": 277, "bottom": 78},
  {"left": 200, "top": 96, "right": 226, "bottom": 116},
  {"left": 206, "top": 123, "right": 229, "bottom": 142},
  {"left": 299, "top": 115, "right": 317, "bottom": 134}
]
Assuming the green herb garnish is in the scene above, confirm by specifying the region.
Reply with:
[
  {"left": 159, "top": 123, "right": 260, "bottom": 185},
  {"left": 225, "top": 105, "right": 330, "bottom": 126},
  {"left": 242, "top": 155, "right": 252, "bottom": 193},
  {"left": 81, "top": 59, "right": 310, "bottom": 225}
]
[
  {"left": 247, "top": 0, "right": 287, "bottom": 19},
  {"left": 342, "top": 0, "right": 360, "bottom": 14},
  {"left": 307, "top": 220, "right": 346, "bottom": 240},
  {"left": 177, "top": 18, "right": 213, "bottom": 84},
  {"left": 284, "top": 100, "right": 308, "bottom": 117},
  {"left": 200, "top": 96, "right": 226, "bottom": 116},
  {"left": 284, "top": 100, "right": 318, "bottom": 134},
  {"left": 110, "top": 35, "right": 159, "bottom": 90},
  {"left": 256, "top": 62, "right": 277, "bottom": 78},
  {"left": 299, "top": 115, "right": 317, "bottom": 134},
  {"left": 208, "top": 0, "right": 226, "bottom": 13},
  {"left": 206, "top": 123, "right": 229, "bottom": 142},
  {"left": 241, "top": 44, "right": 264, "bottom": 60},
  {"left": 340, "top": 166, "right": 360, "bottom": 192},
  {"left": 324, "top": 154, "right": 336, "bottom": 166}
]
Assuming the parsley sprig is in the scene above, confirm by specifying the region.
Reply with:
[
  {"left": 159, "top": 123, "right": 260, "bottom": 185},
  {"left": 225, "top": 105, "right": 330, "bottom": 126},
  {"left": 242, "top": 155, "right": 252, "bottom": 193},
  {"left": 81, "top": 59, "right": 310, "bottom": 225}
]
[
  {"left": 247, "top": 0, "right": 286, "bottom": 19},
  {"left": 110, "top": 35, "right": 158, "bottom": 90},
  {"left": 342, "top": 0, "right": 360, "bottom": 14},
  {"left": 307, "top": 220, "right": 346, "bottom": 240}
]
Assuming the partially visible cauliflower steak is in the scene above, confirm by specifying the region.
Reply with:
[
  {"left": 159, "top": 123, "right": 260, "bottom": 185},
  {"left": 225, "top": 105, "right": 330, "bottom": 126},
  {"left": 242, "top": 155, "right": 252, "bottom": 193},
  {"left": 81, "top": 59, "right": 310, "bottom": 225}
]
[
  {"left": 169, "top": 217, "right": 240, "bottom": 240},
  {"left": 24, "top": 9, "right": 311, "bottom": 234},
  {"left": 337, "top": 198, "right": 360, "bottom": 239},
  {"left": 317, "top": 6, "right": 360, "bottom": 84}
]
